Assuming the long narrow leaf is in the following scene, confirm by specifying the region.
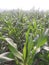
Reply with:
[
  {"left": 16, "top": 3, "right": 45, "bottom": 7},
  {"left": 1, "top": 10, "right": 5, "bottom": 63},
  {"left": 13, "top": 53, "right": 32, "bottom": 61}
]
[{"left": 5, "top": 38, "right": 23, "bottom": 61}]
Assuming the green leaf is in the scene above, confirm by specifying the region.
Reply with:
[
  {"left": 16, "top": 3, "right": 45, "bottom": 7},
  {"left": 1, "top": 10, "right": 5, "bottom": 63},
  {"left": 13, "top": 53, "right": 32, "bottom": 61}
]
[
  {"left": 28, "top": 35, "right": 34, "bottom": 55},
  {"left": 5, "top": 38, "right": 23, "bottom": 61},
  {"left": 33, "top": 19, "right": 37, "bottom": 29},
  {"left": 0, "top": 52, "right": 14, "bottom": 62},
  {"left": 36, "top": 34, "right": 47, "bottom": 48},
  {"left": 23, "top": 43, "right": 26, "bottom": 60}
]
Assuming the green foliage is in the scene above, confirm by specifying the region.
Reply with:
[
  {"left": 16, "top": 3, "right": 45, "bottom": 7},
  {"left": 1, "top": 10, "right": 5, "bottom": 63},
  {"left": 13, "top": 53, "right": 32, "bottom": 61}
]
[
  {"left": 0, "top": 25, "right": 47, "bottom": 65},
  {"left": 0, "top": 10, "right": 49, "bottom": 65}
]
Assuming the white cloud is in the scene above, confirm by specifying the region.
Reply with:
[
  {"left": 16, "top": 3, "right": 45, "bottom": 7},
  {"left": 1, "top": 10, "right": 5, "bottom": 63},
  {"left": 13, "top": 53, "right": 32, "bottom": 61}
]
[{"left": 0, "top": 0, "right": 49, "bottom": 11}]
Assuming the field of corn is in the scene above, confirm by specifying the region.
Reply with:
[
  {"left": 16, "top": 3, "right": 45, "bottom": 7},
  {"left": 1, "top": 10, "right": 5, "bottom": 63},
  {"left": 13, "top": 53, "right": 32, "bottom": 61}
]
[{"left": 0, "top": 9, "right": 49, "bottom": 65}]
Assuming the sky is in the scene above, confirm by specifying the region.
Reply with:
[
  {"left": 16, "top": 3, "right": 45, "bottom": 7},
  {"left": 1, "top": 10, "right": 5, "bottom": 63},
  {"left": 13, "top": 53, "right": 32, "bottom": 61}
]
[{"left": 0, "top": 0, "right": 49, "bottom": 11}]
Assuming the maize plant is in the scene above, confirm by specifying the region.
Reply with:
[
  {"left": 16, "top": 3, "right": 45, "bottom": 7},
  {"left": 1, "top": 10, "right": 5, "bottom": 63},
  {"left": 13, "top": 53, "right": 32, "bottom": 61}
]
[{"left": 0, "top": 25, "right": 48, "bottom": 65}]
